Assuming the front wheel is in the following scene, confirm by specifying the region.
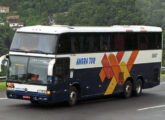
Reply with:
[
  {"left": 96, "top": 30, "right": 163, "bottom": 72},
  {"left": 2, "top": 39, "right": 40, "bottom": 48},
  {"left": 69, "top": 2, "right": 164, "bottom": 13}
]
[
  {"left": 123, "top": 81, "right": 133, "bottom": 98},
  {"left": 30, "top": 100, "right": 39, "bottom": 105},
  {"left": 68, "top": 86, "right": 78, "bottom": 106}
]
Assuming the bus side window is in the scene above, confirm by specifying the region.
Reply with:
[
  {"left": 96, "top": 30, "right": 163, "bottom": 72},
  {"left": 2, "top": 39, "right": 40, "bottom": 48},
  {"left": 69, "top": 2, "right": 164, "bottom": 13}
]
[
  {"left": 149, "top": 33, "right": 161, "bottom": 49},
  {"left": 57, "top": 34, "right": 71, "bottom": 54},
  {"left": 138, "top": 33, "right": 149, "bottom": 50},
  {"left": 114, "top": 33, "right": 125, "bottom": 51},
  {"left": 71, "top": 35, "right": 81, "bottom": 53},
  {"left": 88, "top": 35, "right": 94, "bottom": 52},
  {"left": 79, "top": 36, "right": 84, "bottom": 52},
  {"left": 125, "top": 33, "right": 138, "bottom": 50},
  {"left": 100, "top": 34, "right": 109, "bottom": 51},
  {"left": 83, "top": 36, "right": 89, "bottom": 52},
  {"left": 93, "top": 34, "right": 100, "bottom": 52},
  {"left": 156, "top": 33, "right": 161, "bottom": 49},
  {"left": 109, "top": 33, "right": 115, "bottom": 51}
]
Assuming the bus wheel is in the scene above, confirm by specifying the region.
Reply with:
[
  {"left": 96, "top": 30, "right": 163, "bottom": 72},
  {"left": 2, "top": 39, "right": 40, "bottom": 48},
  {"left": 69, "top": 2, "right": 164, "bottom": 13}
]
[
  {"left": 30, "top": 100, "right": 39, "bottom": 105},
  {"left": 134, "top": 79, "right": 142, "bottom": 96},
  {"left": 123, "top": 80, "right": 133, "bottom": 98},
  {"left": 68, "top": 86, "right": 78, "bottom": 106}
]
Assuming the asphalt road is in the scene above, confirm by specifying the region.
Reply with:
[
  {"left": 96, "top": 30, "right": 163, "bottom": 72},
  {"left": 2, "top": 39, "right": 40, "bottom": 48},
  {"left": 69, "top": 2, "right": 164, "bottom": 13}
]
[{"left": 1, "top": 79, "right": 165, "bottom": 120}]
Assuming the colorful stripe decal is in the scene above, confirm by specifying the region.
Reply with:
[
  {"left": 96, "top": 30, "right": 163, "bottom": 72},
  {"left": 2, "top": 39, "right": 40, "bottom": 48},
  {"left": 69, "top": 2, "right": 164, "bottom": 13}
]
[
  {"left": 120, "top": 62, "right": 130, "bottom": 83},
  {"left": 116, "top": 51, "right": 125, "bottom": 63},
  {"left": 99, "top": 51, "right": 139, "bottom": 95},
  {"left": 105, "top": 77, "right": 117, "bottom": 95},
  {"left": 127, "top": 51, "right": 139, "bottom": 71},
  {"left": 108, "top": 54, "right": 122, "bottom": 85},
  {"left": 99, "top": 68, "right": 106, "bottom": 83},
  {"left": 101, "top": 54, "right": 113, "bottom": 79}
]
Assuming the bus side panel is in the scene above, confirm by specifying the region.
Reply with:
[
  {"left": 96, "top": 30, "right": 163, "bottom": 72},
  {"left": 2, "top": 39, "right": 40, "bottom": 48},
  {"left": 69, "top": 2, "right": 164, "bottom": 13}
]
[
  {"left": 47, "top": 82, "right": 69, "bottom": 103},
  {"left": 73, "top": 68, "right": 124, "bottom": 98},
  {"left": 72, "top": 62, "right": 161, "bottom": 98},
  {"left": 73, "top": 68, "right": 108, "bottom": 97},
  {"left": 130, "top": 62, "right": 161, "bottom": 88}
]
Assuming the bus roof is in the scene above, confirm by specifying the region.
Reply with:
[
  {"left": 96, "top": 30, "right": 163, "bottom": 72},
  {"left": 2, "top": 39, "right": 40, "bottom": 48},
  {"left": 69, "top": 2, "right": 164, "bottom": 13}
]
[{"left": 17, "top": 25, "right": 162, "bottom": 34}]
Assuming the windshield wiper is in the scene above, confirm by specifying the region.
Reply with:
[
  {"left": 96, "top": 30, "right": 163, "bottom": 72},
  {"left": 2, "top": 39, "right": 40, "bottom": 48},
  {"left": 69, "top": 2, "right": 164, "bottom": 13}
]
[
  {"left": 11, "top": 48, "right": 28, "bottom": 53},
  {"left": 6, "top": 79, "right": 22, "bottom": 83},
  {"left": 28, "top": 50, "right": 46, "bottom": 54}
]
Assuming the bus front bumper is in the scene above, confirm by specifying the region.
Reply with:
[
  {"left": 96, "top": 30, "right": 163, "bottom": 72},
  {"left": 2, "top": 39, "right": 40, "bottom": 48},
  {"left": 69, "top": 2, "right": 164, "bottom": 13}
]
[{"left": 6, "top": 90, "right": 52, "bottom": 103}]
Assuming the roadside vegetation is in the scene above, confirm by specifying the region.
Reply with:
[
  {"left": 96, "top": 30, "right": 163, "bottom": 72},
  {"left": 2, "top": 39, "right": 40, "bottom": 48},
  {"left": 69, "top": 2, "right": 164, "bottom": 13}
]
[
  {"left": 161, "top": 74, "right": 165, "bottom": 78},
  {"left": 0, "top": 82, "right": 6, "bottom": 91},
  {"left": 0, "top": 0, "right": 165, "bottom": 66}
]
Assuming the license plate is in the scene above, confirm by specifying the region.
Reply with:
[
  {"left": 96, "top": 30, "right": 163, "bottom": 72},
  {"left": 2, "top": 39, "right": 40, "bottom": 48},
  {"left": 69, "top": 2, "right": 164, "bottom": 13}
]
[{"left": 23, "top": 96, "right": 30, "bottom": 99}]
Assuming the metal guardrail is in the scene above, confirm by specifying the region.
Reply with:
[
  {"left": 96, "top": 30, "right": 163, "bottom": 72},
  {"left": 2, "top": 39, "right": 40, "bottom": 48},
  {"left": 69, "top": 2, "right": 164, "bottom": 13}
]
[
  {"left": 0, "top": 76, "right": 6, "bottom": 82},
  {"left": 162, "top": 67, "right": 165, "bottom": 71}
]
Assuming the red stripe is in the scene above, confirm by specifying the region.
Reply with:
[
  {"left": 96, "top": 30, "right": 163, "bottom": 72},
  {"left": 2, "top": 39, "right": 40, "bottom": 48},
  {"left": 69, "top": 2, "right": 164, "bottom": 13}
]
[
  {"left": 116, "top": 51, "right": 125, "bottom": 63},
  {"left": 127, "top": 51, "right": 139, "bottom": 71},
  {"left": 101, "top": 54, "right": 113, "bottom": 79}
]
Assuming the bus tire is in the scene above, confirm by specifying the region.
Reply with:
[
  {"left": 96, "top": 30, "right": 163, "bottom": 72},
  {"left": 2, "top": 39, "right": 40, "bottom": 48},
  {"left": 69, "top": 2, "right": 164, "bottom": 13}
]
[
  {"left": 30, "top": 100, "right": 39, "bottom": 105},
  {"left": 123, "top": 80, "right": 133, "bottom": 98},
  {"left": 68, "top": 86, "right": 78, "bottom": 106},
  {"left": 133, "top": 79, "right": 142, "bottom": 96}
]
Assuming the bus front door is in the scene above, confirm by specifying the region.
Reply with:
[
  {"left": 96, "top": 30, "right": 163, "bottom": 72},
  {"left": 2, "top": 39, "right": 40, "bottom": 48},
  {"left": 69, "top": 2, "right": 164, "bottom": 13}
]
[{"left": 53, "top": 58, "right": 70, "bottom": 85}]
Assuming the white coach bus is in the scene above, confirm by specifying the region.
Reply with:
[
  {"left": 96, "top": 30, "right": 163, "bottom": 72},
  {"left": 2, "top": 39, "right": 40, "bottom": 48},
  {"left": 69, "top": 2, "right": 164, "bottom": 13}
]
[{"left": 2, "top": 25, "right": 162, "bottom": 105}]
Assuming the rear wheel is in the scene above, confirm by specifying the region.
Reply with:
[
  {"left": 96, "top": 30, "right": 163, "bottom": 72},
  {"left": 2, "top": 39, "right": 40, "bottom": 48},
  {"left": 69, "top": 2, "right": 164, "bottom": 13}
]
[
  {"left": 68, "top": 86, "right": 78, "bottom": 106},
  {"left": 123, "top": 81, "right": 133, "bottom": 98},
  {"left": 134, "top": 79, "right": 142, "bottom": 96}
]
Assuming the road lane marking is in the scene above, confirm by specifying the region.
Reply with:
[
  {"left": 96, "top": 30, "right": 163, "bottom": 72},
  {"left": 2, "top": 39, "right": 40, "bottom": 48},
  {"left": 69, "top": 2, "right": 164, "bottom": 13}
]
[
  {"left": 160, "top": 82, "right": 165, "bottom": 85},
  {"left": 138, "top": 104, "right": 165, "bottom": 111},
  {"left": 0, "top": 98, "right": 8, "bottom": 100}
]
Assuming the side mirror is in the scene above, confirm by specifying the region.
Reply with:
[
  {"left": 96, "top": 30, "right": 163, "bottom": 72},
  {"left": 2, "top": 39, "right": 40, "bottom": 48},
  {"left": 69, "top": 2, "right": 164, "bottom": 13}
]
[
  {"left": 47, "top": 59, "right": 56, "bottom": 83},
  {"left": 0, "top": 54, "right": 8, "bottom": 72},
  {"left": 48, "top": 59, "right": 56, "bottom": 76}
]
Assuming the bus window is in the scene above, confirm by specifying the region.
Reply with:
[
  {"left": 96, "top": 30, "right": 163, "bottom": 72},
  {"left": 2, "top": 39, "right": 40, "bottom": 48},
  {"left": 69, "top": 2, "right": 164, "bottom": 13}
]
[
  {"left": 83, "top": 36, "right": 89, "bottom": 52},
  {"left": 125, "top": 33, "right": 138, "bottom": 50},
  {"left": 57, "top": 34, "right": 71, "bottom": 54},
  {"left": 148, "top": 33, "right": 161, "bottom": 49},
  {"left": 138, "top": 33, "right": 149, "bottom": 50},
  {"left": 155, "top": 33, "right": 161, "bottom": 49},
  {"left": 100, "top": 34, "right": 110, "bottom": 51},
  {"left": 93, "top": 34, "right": 100, "bottom": 52},
  {"left": 88, "top": 35, "right": 94, "bottom": 52},
  {"left": 80, "top": 34, "right": 99, "bottom": 53},
  {"left": 71, "top": 36, "right": 80, "bottom": 53},
  {"left": 114, "top": 33, "right": 124, "bottom": 51},
  {"left": 79, "top": 36, "right": 84, "bottom": 52}
]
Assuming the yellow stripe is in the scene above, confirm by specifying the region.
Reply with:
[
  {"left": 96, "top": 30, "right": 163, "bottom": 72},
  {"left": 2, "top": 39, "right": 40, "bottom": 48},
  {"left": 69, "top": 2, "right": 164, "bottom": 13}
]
[
  {"left": 104, "top": 77, "right": 117, "bottom": 95},
  {"left": 120, "top": 62, "right": 130, "bottom": 83},
  {"left": 104, "top": 62, "right": 130, "bottom": 95}
]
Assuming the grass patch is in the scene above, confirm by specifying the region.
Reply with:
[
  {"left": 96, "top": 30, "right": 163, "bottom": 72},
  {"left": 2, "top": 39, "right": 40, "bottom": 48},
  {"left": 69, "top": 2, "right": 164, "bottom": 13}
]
[
  {"left": 0, "top": 82, "right": 6, "bottom": 91},
  {"left": 161, "top": 74, "right": 165, "bottom": 78}
]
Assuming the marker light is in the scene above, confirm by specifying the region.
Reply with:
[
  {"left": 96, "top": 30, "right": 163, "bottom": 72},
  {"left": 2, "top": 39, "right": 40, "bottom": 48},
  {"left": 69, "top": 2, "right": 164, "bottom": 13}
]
[
  {"left": 140, "top": 29, "right": 147, "bottom": 32},
  {"left": 46, "top": 91, "right": 51, "bottom": 95},
  {"left": 37, "top": 90, "right": 51, "bottom": 95},
  {"left": 126, "top": 29, "right": 133, "bottom": 32}
]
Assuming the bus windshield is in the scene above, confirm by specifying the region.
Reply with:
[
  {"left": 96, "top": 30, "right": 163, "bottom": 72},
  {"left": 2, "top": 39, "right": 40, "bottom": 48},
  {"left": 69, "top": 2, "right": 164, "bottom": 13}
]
[
  {"left": 7, "top": 56, "right": 52, "bottom": 85},
  {"left": 10, "top": 33, "right": 58, "bottom": 54}
]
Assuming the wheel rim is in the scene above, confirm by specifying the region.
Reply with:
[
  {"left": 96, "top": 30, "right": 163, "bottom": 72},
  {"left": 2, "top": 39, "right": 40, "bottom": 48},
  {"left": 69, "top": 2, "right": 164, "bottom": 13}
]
[
  {"left": 69, "top": 91, "right": 77, "bottom": 105},
  {"left": 136, "top": 82, "right": 142, "bottom": 94},
  {"left": 125, "top": 83, "right": 132, "bottom": 97}
]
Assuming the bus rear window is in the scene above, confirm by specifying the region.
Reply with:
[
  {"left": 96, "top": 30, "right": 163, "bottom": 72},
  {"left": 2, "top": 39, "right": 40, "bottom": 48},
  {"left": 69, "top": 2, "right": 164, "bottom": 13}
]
[{"left": 10, "top": 33, "right": 58, "bottom": 54}]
